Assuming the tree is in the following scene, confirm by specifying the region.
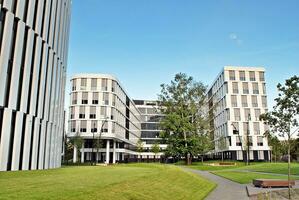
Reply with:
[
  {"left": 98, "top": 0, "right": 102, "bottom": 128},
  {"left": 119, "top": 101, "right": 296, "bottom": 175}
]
[
  {"left": 136, "top": 140, "right": 144, "bottom": 162},
  {"left": 151, "top": 143, "right": 160, "bottom": 162},
  {"left": 159, "top": 73, "right": 211, "bottom": 165},
  {"left": 64, "top": 139, "right": 74, "bottom": 165},
  {"left": 290, "top": 138, "right": 299, "bottom": 161},
  {"left": 218, "top": 136, "right": 227, "bottom": 162},
  {"left": 264, "top": 131, "right": 283, "bottom": 162},
  {"left": 94, "top": 138, "right": 103, "bottom": 164},
  {"left": 70, "top": 131, "right": 84, "bottom": 164},
  {"left": 196, "top": 134, "right": 213, "bottom": 163},
  {"left": 260, "top": 75, "right": 299, "bottom": 200}
]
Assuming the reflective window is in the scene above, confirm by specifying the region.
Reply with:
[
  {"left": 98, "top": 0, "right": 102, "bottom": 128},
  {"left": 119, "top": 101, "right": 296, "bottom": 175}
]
[
  {"left": 239, "top": 71, "right": 246, "bottom": 81},
  {"left": 80, "top": 78, "right": 87, "bottom": 90},
  {"left": 91, "top": 78, "right": 97, "bottom": 90},
  {"left": 249, "top": 71, "right": 256, "bottom": 81},
  {"left": 229, "top": 70, "right": 235, "bottom": 80}
]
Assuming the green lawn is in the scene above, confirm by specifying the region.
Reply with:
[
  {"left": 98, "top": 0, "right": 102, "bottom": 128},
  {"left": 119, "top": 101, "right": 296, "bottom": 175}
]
[
  {"left": 0, "top": 164, "right": 216, "bottom": 200},
  {"left": 183, "top": 161, "right": 246, "bottom": 171},
  {"left": 183, "top": 161, "right": 299, "bottom": 184},
  {"left": 239, "top": 162, "right": 299, "bottom": 175},
  {"left": 212, "top": 171, "right": 297, "bottom": 184}
]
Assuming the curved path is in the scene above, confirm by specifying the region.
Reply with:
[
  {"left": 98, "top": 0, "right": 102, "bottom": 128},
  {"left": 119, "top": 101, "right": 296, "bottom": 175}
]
[{"left": 183, "top": 168, "right": 249, "bottom": 200}]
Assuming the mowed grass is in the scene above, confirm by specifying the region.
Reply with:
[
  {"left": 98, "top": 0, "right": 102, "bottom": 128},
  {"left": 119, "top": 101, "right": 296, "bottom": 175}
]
[
  {"left": 239, "top": 162, "right": 299, "bottom": 175},
  {"left": 183, "top": 161, "right": 299, "bottom": 184},
  {"left": 0, "top": 163, "right": 216, "bottom": 200},
  {"left": 212, "top": 171, "right": 298, "bottom": 184},
  {"left": 183, "top": 161, "right": 246, "bottom": 171}
]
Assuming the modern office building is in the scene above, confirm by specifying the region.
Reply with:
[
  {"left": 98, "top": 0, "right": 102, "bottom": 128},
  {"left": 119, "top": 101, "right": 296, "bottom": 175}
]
[
  {"left": 0, "top": 0, "right": 72, "bottom": 171},
  {"left": 68, "top": 74, "right": 142, "bottom": 163},
  {"left": 133, "top": 100, "right": 166, "bottom": 160},
  {"left": 207, "top": 66, "right": 271, "bottom": 161}
]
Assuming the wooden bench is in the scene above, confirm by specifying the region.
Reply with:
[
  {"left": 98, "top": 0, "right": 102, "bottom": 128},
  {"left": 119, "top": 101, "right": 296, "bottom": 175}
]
[{"left": 253, "top": 179, "right": 295, "bottom": 188}]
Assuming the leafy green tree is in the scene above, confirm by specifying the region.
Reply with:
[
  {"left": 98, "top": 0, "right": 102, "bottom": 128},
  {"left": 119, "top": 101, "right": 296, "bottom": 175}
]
[
  {"left": 70, "top": 131, "right": 84, "bottom": 164},
  {"left": 136, "top": 139, "right": 144, "bottom": 162},
  {"left": 94, "top": 138, "right": 103, "bottom": 164},
  {"left": 290, "top": 138, "right": 299, "bottom": 161},
  {"left": 64, "top": 139, "right": 74, "bottom": 165},
  {"left": 159, "top": 73, "right": 212, "bottom": 165},
  {"left": 264, "top": 131, "right": 283, "bottom": 162},
  {"left": 260, "top": 75, "right": 299, "bottom": 200},
  {"left": 151, "top": 143, "right": 160, "bottom": 162},
  {"left": 218, "top": 136, "right": 227, "bottom": 162}
]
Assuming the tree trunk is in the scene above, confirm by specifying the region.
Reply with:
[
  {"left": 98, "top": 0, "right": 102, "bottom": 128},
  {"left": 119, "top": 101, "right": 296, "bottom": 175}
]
[
  {"left": 77, "top": 147, "right": 79, "bottom": 165},
  {"left": 201, "top": 156, "right": 203, "bottom": 164},
  {"left": 186, "top": 153, "right": 191, "bottom": 165},
  {"left": 222, "top": 152, "right": 224, "bottom": 162},
  {"left": 288, "top": 142, "right": 291, "bottom": 200}
]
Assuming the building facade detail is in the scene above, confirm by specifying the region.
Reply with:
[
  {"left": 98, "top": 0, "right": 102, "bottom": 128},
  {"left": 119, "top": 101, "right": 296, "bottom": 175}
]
[
  {"left": 207, "top": 66, "right": 271, "bottom": 161},
  {"left": 133, "top": 100, "right": 166, "bottom": 160},
  {"left": 68, "top": 74, "right": 141, "bottom": 163},
  {"left": 0, "top": 0, "right": 72, "bottom": 171}
]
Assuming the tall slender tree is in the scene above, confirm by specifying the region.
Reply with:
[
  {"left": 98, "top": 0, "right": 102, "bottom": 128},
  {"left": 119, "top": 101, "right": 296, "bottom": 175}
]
[
  {"left": 136, "top": 139, "right": 144, "bottom": 162},
  {"left": 260, "top": 75, "right": 299, "bottom": 200},
  {"left": 70, "top": 131, "right": 84, "bottom": 164},
  {"left": 159, "top": 73, "right": 212, "bottom": 165},
  {"left": 151, "top": 143, "right": 160, "bottom": 162}
]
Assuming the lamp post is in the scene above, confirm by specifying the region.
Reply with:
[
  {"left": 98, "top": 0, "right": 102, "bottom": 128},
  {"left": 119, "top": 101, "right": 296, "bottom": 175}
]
[
  {"left": 96, "top": 117, "right": 109, "bottom": 164},
  {"left": 247, "top": 114, "right": 251, "bottom": 166},
  {"left": 91, "top": 121, "right": 96, "bottom": 165},
  {"left": 231, "top": 123, "right": 246, "bottom": 165}
]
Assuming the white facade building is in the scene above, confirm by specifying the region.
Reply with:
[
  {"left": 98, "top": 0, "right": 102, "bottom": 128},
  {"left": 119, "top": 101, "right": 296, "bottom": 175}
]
[
  {"left": 207, "top": 66, "right": 271, "bottom": 161},
  {"left": 68, "top": 74, "right": 142, "bottom": 163},
  {"left": 0, "top": 0, "right": 71, "bottom": 171}
]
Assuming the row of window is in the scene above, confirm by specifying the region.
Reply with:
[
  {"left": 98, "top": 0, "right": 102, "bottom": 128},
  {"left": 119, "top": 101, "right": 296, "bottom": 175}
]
[
  {"left": 71, "top": 92, "right": 115, "bottom": 105},
  {"left": 229, "top": 70, "right": 265, "bottom": 82},
  {"left": 232, "top": 108, "right": 266, "bottom": 121},
  {"left": 214, "top": 121, "right": 267, "bottom": 140},
  {"left": 210, "top": 81, "right": 266, "bottom": 109},
  {"left": 231, "top": 82, "right": 266, "bottom": 94},
  {"left": 231, "top": 121, "right": 264, "bottom": 135},
  {"left": 70, "top": 120, "right": 115, "bottom": 133},
  {"left": 141, "top": 131, "right": 160, "bottom": 138},
  {"left": 141, "top": 123, "right": 161, "bottom": 130},
  {"left": 137, "top": 107, "right": 159, "bottom": 115},
  {"left": 71, "top": 92, "right": 141, "bottom": 123},
  {"left": 216, "top": 135, "right": 264, "bottom": 148},
  {"left": 231, "top": 95, "right": 267, "bottom": 108},
  {"left": 235, "top": 136, "right": 264, "bottom": 146},
  {"left": 70, "top": 106, "right": 128, "bottom": 128},
  {"left": 72, "top": 78, "right": 117, "bottom": 92}
]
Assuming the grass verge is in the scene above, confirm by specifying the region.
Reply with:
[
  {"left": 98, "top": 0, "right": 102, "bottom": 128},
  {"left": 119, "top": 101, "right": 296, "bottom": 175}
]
[
  {"left": 212, "top": 171, "right": 297, "bottom": 184},
  {"left": 0, "top": 164, "right": 216, "bottom": 200}
]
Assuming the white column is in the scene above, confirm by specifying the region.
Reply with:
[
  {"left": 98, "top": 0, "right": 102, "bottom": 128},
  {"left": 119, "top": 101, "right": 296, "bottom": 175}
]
[
  {"left": 112, "top": 140, "right": 116, "bottom": 164},
  {"left": 105, "top": 140, "right": 110, "bottom": 164},
  {"left": 38, "top": 120, "right": 46, "bottom": 169},
  {"left": 22, "top": 115, "right": 33, "bottom": 170},
  {"left": 11, "top": 112, "right": 24, "bottom": 171},
  {"left": 73, "top": 146, "right": 77, "bottom": 163},
  {"left": 81, "top": 143, "right": 84, "bottom": 163},
  {"left": 0, "top": 109, "right": 12, "bottom": 171}
]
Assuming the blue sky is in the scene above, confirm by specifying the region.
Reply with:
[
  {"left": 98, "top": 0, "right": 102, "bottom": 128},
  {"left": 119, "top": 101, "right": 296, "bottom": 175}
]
[{"left": 67, "top": 0, "right": 299, "bottom": 108}]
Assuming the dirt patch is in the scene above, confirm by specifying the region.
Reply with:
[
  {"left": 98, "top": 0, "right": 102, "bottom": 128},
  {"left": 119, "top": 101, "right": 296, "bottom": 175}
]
[{"left": 250, "top": 189, "right": 299, "bottom": 200}]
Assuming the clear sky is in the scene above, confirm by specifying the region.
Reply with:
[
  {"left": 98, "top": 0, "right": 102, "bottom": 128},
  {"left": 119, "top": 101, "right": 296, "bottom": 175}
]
[{"left": 67, "top": 0, "right": 299, "bottom": 109}]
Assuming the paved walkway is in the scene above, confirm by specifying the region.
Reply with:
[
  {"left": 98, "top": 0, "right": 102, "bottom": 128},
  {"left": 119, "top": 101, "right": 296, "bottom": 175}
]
[{"left": 183, "top": 168, "right": 249, "bottom": 200}]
